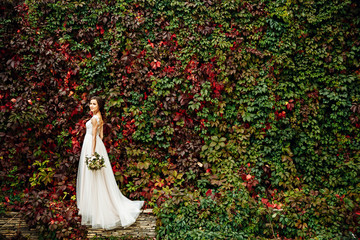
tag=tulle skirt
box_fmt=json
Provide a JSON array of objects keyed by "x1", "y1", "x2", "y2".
[{"x1": 76, "y1": 134, "x2": 144, "y2": 229}]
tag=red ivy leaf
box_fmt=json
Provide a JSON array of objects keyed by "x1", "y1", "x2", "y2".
[
  {"x1": 206, "y1": 189, "x2": 212, "y2": 197},
  {"x1": 151, "y1": 59, "x2": 161, "y2": 69}
]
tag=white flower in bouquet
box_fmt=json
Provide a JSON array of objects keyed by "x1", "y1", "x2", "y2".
[{"x1": 85, "y1": 152, "x2": 105, "y2": 170}]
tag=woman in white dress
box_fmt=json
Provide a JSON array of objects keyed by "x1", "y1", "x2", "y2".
[{"x1": 76, "y1": 96, "x2": 144, "y2": 229}]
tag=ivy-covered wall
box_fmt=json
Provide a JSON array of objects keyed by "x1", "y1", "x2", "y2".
[{"x1": 1, "y1": 0, "x2": 359, "y2": 239}]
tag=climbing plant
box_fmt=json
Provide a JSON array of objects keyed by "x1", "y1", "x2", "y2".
[{"x1": 1, "y1": 0, "x2": 359, "y2": 239}]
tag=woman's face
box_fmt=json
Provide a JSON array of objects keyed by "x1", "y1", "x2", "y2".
[{"x1": 89, "y1": 99, "x2": 99, "y2": 113}]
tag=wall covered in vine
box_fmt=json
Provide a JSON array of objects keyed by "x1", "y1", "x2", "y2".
[{"x1": 1, "y1": 0, "x2": 359, "y2": 239}]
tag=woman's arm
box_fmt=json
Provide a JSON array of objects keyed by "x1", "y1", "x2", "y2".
[
  {"x1": 100, "y1": 124, "x2": 104, "y2": 140},
  {"x1": 91, "y1": 118, "x2": 98, "y2": 155}
]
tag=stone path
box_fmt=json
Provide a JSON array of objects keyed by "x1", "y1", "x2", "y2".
[
  {"x1": 0, "y1": 209, "x2": 156, "y2": 239},
  {"x1": 87, "y1": 209, "x2": 156, "y2": 239},
  {"x1": 0, "y1": 211, "x2": 39, "y2": 240}
]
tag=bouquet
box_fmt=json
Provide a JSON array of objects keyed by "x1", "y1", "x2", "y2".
[{"x1": 85, "y1": 152, "x2": 105, "y2": 170}]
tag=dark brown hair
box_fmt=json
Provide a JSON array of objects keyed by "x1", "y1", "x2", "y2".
[{"x1": 90, "y1": 96, "x2": 106, "y2": 124}]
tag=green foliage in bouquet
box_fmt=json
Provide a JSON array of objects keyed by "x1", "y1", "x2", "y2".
[{"x1": 85, "y1": 152, "x2": 106, "y2": 171}]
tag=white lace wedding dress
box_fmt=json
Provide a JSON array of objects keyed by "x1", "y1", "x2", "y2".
[{"x1": 76, "y1": 115, "x2": 144, "y2": 229}]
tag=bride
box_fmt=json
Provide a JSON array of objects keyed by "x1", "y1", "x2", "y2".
[{"x1": 76, "y1": 96, "x2": 144, "y2": 229}]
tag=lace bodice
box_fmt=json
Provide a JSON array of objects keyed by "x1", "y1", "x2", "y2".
[{"x1": 85, "y1": 115, "x2": 100, "y2": 136}]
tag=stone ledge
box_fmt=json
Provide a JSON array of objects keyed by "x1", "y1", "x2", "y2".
[
  {"x1": 0, "y1": 209, "x2": 156, "y2": 239},
  {"x1": 87, "y1": 208, "x2": 156, "y2": 239},
  {"x1": 0, "y1": 212, "x2": 39, "y2": 240}
]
